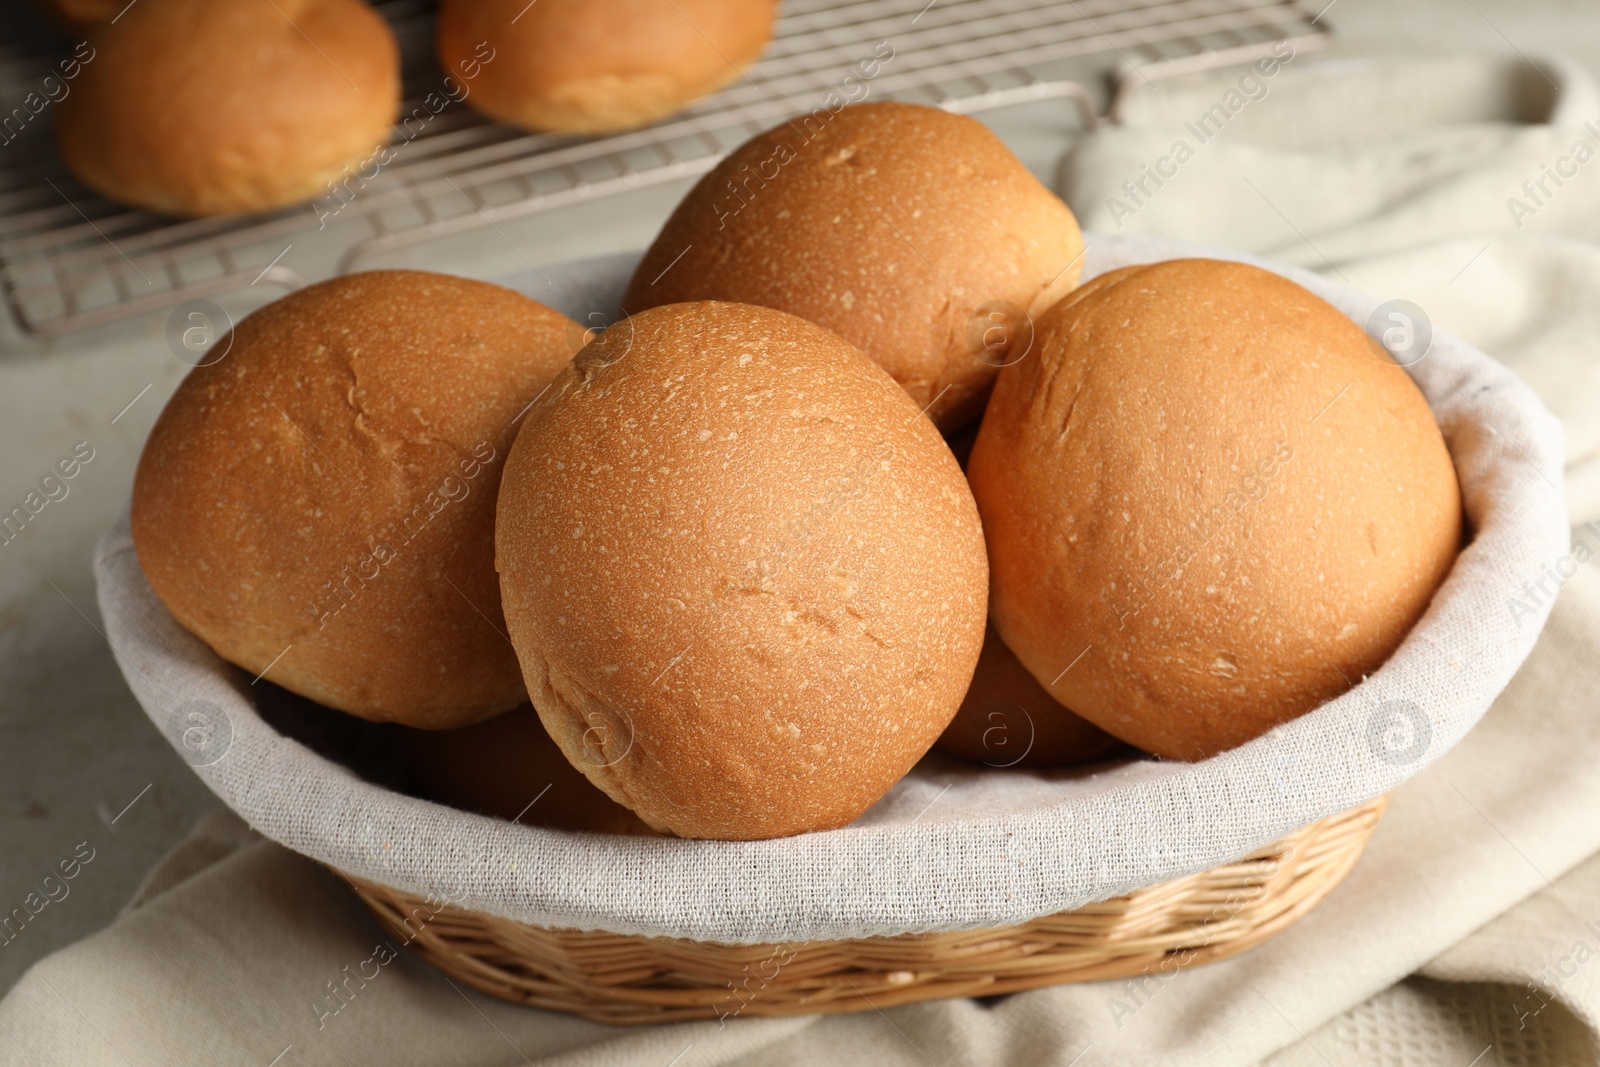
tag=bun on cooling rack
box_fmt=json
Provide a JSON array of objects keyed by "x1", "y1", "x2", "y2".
[
  {"x1": 623, "y1": 101, "x2": 1085, "y2": 431},
  {"x1": 495, "y1": 301, "x2": 988, "y2": 839},
  {"x1": 132, "y1": 271, "x2": 580, "y2": 729},
  {"x1": 968, "y1": 259, "x2": 1462, "y2": 761},
  {"x1": 437, "y1": 0, "x2": 777, "y2": 134},
  {"x1": 56, "y1": 0, "x2": 399, "y2": 216}
]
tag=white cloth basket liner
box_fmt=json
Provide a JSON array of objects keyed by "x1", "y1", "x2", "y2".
[{"x1": 95, "y1": 234, "x2": 1570, "y2": 944}]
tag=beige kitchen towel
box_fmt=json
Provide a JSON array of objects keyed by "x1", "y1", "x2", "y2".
[
  {"x1": 1255, "y1": 852, "x2": 1600, "y2": 1066},
  {"x1": 5, "y1": 562, "x2": 1600, "y2": 1066}
]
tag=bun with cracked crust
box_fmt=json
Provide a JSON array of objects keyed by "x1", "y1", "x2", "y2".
[
  {"x1": 623, "y1": 101, "x2": 1085, "y2": 431},
  {"x1": 968, "y1": 258, "x2": 1461, "y2": 761},
  {"x1": 494, "y1": 300, "x2": 989, "y2": 839},
  {"x1": 131, "y1": 270, "x2": 580, "y2": 729}
]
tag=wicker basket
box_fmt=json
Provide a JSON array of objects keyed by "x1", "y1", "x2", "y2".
[
  {"x1": 94, "y1": 236, "x2": 1565, "y2": 1033},
  {"x1": 341, "y1": 795, "x2": 1386, "y2": 1024}
]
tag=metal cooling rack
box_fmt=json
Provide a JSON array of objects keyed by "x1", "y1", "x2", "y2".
[{"x1": 0, "y1": 0, "x2": 1328, "y2": 339}]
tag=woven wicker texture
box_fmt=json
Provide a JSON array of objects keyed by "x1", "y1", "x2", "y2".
[{"x1": 343, "y1": 796, "x2": 1386, "y2": 1024}]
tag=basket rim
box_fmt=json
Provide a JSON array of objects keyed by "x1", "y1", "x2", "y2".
[{"x1": 93, "y1": 234, "x2": 1569, "y2": 945}]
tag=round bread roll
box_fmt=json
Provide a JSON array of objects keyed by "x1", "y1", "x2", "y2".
[
  {"x1": 437, "y1": 0, "x2": 776, "y2": 135},
  {"x1": 132, "y1": 270, "x2": 580, "y2": 729},
  {"x1": 969, "y1": 259, "x2": 1462, "y2": 761},
  {"x1": 399, "y1": 705, "x2": 655, "y2": 835},
  {"x1": 56, "y1": 0, "x2": 398, "y2": 216},
  {"x1": 496, "y1": 301, "x2": 989, "y2": 839},
  {"x1": 936, "y1": 623, "x2": 1121, "y2": 768},
  {"x1": 623, "y1": 102, "x2": 1085, "y2": 431}
]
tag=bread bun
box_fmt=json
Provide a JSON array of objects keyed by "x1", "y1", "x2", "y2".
[
  {"x1": 437, "y1": 0, "x2": 776, "y2": 134},
  {"x1": 495, "y1": 301, "x2": 988, "y2": 839},
  {"x1": 623, "y1": 102, "x2": 1085, "y2": 431},
  {"x1": 399, "y1": 705, "x2": 654, "y2": 835},
  {"x1": 56, "y1": 0, "x2": 398, "y2": 216},
  {"x1": 936, "y1": 623, "x2": 1120, "y2": 768},
  {"x1": 132, "y1": 271, "x2": 579, "y2": 729},
  {"x1": 969, "y1": 259, "x2": 1461, "y2": 760}
]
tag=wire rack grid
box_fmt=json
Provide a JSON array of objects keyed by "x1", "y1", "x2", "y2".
[{"x1": 0, "y1": 0, "x2": 1329, "y2": 339}]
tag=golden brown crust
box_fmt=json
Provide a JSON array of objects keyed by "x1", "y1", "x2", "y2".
[
  {"x1": 56, "y1": 0, "x2": 398, "y2": 216},
  {"x1": 968, "y1": 259, "x2": 1463, "y2": 761},
  {"x1": 623, "y1": 102, "x2": 1085, "y2": 431},
  {"x1": 936, "y1": 622, "x2": 1121, "y2": 768},
  {"x1": 495, "y1": 301, "x2": 988, "y2": 839},
  {"x1": 131, "y1": 270, "x2": 580, "y2": 728},
  {"x1": 399, "y1": 705, "x2": 656, "y2": 835},
  {"x1": 437, "y1": 0, "x2": 776, "y2": 134}
]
